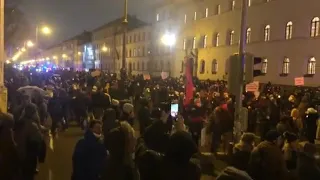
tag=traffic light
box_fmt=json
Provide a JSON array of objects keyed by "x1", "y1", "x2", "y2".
[{"x1": 245, "y1": 53, "x2": 263, "y2": 83}]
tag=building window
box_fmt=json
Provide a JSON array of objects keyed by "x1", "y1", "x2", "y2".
[
  {"x1": 200, "y1": 60, "x2": 205, "y2": 74},
  {"x1": 261, "y1": 59, "x2": 268, "y2": 74},
  {"x1": 194, "y1": 11, "x2": 197, "y2": 20},
  {"x1": 231, "y1": 0, "x2": 236, "y2": 10},
  {"x1": 192, "y1": 37, "x2": 196, "y2": 49},
  {"x1": 229, "y1": 30, "x2": 235, "y2": 45},
  {"x1": 183, "y1": 38, "x2": 186, "y2": 50},
  {"x1": 142, "y1": 46, "x2": 145, "y2": 56},
  {"x1": 142, "y1": 61, "x2": 145, "y2": 71},
  {"x1": 248, "y1": 0, "x2": 252, "y2": 7},
  {"x1": 307, "y1": 57, "x2": 316, "y2": 75},
  {"x1": 180, "y1": 61, "x2": 184, "y2": 73},
  {"x1": 137, "y1": 47, "x2": 141, "y2": 56},
  {"x1": 246, "y1": 28, "x2": 251, "y2": 43},
  {"x1": 311, "y1": 17, "x2": 320, "y2": 37},
  {"x1": 156, "y1": 13, "x2": 160, "y2": 21},
  {"x1": 282, "y1": 57, "x2": 290, "y2": 74},
  {"x1": 129, "y1": 49, "x2": 132, "y2": 57},
  {"x1": 216, "y1": 5, "x2": 221, "y2": 15},
  {"x1": 142, "y1": 32, "x2": 146, "y2": 41},
  {"x1": 133, "y1": 48, "x2": 137, "y2": 56},
  {"x1": 285, "y1": 21, "x2": 293, "y2": 40},
  {"x1": 205, "y1": 8, "x2": 209, "y2": 18},
  {"x1": 264, "y1": 25, "x2": 271, "y2": 41},
  {"x1": 203, "y1": 35, "x2": 207, "y2": 48},
  {"x1": 137, "y1": 61, "x2": 140, "y2": 70},
  {"x1": 212, "y1": 59, "x2": 218, "y2": 74},
  {"x1": 184, "y1": 14, "x2": 187, "y2": 23},
  {"x1": 214, "y1": 33, "x2": 220, "y2": 47}
]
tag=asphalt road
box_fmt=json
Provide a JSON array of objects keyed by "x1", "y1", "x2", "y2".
[{"x1": 35, "y1": 125, "x2": 216, "y2": 180}]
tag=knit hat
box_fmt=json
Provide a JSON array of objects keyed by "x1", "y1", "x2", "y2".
[{"x1": 123, "y1": 103, "x2": 134, "y2": 114}]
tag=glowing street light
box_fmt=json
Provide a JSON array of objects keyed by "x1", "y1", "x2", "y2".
[
  {"x1": 26, "y1": 40, "x2": 34, "y2": 47},
  {"x1": 161, "y1": 33, "x2": 176, "y2": 46},
  {"x1": 77, "y1": 51, "x2": 82, "y2": 55},
  {"x1": 41, "y1": 26, "x2": 52, "y2": 35},
  {"x1": 46, "y1": 57, "x2": 50, "y2": 60},
  {"x1": 62, "y1": 54, "x2": 67, "y2": 58},
  {"x1": 53, "y1": 56, "x2": 57, "y2": 59},
  {"x1": 101, "y1": 46, "x2": 108, "y2": 52},
  {"x1": 21, "y1": 47, "x2": 26, "y2": 52}
]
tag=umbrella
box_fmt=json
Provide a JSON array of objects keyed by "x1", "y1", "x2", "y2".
[{"x1": 17, "y1": 86, "x2": 47, "y2": 97}]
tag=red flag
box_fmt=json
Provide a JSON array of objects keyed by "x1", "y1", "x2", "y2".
[{"x1": 184, "y1": 57, "x2": 194, "y2": 105}]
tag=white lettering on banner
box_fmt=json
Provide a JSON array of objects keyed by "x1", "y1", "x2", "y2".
[
  {"x1": 245, "y1": 81, "x2": 259, "y2": 92},
  {"x1": 294, "y1": 77, "x2": 304, "y2": 86}
]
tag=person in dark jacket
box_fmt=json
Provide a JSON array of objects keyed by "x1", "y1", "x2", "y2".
[
  {"x1": 136, "y1": 131, "x2": 201, "y2": 180},
  {"x1": 48, "y1": 91, "x2": 64, "y2": 137},
  {"x1": 232, "y1": 133, "x2": 256, "y2": 172},
  {"x1": 72, "y1": 120, "x2": 106, "y2": 180},
  {"x1": 144, "y1": 104, "x2": 172, "y2": 153},
  {"x1": 102, "y1": 121, "x2": 138, "y2": 180},
  {"x1": 138, "y1": 98, "x2": 151, "y2": 135}
]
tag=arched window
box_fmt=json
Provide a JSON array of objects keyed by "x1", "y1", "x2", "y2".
[
  {"x1": 246, "y1": 28, "x2": 251, "y2": 43},
  {"x1": 261, "y1": 59, "x2": 268, "y2": 74},
  {"x1": 203, "y1": 35, "x2": 207, "y2": 48},
  {"x1": 199, "y1": 60, "x2": 205, "y2": 74},
  {"x1": 264, "y1": 25, "x2": 271, "y2": 41},
  {"x1": 311, "y1": 17, "x2": 320, "y2": 37},
  {"x1": 133, "y1": 62, "x2": 136, "y2": 70},
  {"x1": 229, "y1": 30, "x2": 235, "y2": 45},
  {"x1": 192, "y1": 37, "x2": 196, "y2": 49},
  {"x1": 212, "y1": 59, "x2": 218, "y2": 74},
  {"x1": 307, "y1": 57, "x2": 316, "y2": 75},
  {"x1": 141, "y1": 61, "x2": 145, "y2": 71},
  {"x1": 285, "y1": 21, "x2": 293, "y2": 40},
  {"x1": 214, "y1": 33, "x2": 220, "y2": 47},
  {"x1": 282, "y1": 57, "x2": 290, "y2": 74}
]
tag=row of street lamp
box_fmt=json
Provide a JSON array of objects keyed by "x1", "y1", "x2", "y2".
[{"x1": 7, "y1": 25, "x2": 52, "y2": 63}]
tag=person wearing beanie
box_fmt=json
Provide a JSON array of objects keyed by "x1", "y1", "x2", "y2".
[
  {"x1": 120, "y1": 103, "x2": 135, "y2": 126},
  {"x1": 282, "y1": 132, "x2": 300, "y2": 170}
]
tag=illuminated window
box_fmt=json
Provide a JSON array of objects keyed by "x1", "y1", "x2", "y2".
[
  {"x1": 285, "y1": 21, "x2": 293, "y2": 40},
  {"x1": 282, "y1": 57, "x2": 290, "y2": 74},
  {"x1": 307, "y1": 57, "x2": 316, "y2": 75},
  {"x1": 261, "y1": 59, "x2": 268, "y2": 74},
  {"x1": 248, "y1": 0, "x2": 252, "y2": 7},
  {"x1": 231, "y1": 0, "x2": 236, "y2": 10},
  {"x1": 194, "y1": 11, "x2": 197, "y2": 20},
  {"x1": 184, "y1": 14, "x2": 187, "y2": 23},
  {"x1": 246, "y1": 28, "x2": 251, "y2": 43},
  {"x1": 212, "y1": 59, "x2": 218, "y2": 74},
  {"x1": 264, "y1": 25, "x2": 271, "y2": 41},
  {"x1": 203, "y1": 35, "x2": 207, "y2": 48},
  {"x1": 214, "y1": 33, "x2": 220, "y2": 47},
  {"x1": 311, "y1": 17, "x2": 320, "y2": 37},
  {"x1": 192, "y1": 37, "x2": 196, "y2": 49},
  {"x1": 200, "y1": 60, "x2": 205, "y2": 74},
  {"x1": 205, "y1": 8, "x2": 209, "y2": 18},
  {"x1": 229, "y1": 30, "x2": 235, "y2": 45},
  {"x1": 156, "y1": 13, "x2": 160, "y2": 21},
  {"x1": 216, "y1": 5, "x2": 221, "y2": 15},
  {"x1": 183, "y1": 38, "x2": 186, "y2": 50}
]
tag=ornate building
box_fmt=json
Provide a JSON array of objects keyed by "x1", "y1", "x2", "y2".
[{"x1": 152, "y1": 0, "x2": 320, "y2": 86}]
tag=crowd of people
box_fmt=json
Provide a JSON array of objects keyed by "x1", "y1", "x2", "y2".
[{"x1": 0, "y1": 67, "x2": 320, "y2": 180}]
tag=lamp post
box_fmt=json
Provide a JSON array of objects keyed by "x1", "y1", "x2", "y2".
[
  {"x1": 35, "y1": 25, "x2": 51, "y2": 45},
  {"x1": 120, "y1": 0, "x2": 128, "y2": 80}
]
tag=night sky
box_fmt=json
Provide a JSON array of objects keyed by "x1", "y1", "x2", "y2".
[{"x1": 19, "y1": 0, "x2": 159, "y2": 45}]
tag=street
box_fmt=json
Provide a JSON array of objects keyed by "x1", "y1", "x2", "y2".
[{"x1": 35, "y1": 124, "x2": 216, "y2": 180}]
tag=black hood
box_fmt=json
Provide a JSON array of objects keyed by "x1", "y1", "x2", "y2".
[{"x1": 165, "y1": 131, "x2": 198, "y2": 164}]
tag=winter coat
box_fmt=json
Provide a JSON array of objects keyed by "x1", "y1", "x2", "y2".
[{"x1": 72, "y1": 131, "x2": 107, "y2": 180}]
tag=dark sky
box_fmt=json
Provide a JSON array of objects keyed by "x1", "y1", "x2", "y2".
[{"x1": 19, "y1": 0, "x2": 159, "y2": 45}]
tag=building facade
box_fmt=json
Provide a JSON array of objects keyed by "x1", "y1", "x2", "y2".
[
  {"x1": 152, "y1": 0, "x2": 320, "y2": 86},
  {"x1": 90, "y1": 15, "x2": 150, "y2": 75},
  {"x1": 40, "y1": 31, "x2": 91, "y2": 70}
]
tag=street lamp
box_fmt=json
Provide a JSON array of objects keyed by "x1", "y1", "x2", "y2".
[
  {"x1": 21, "y1": 47, "x2": 26, "y2": 52},
  {"x1": 77, "y1": 52, "x2": 82, "y2": 55},
  {"x1": 161, "y1": 33, "x2": 176, "y2": 46},
  {"x1": 53, "y1": 56, "x2": 57, "y2": 59},
  {"x1": 101, "y1": 46, "x2": 108, "y2": 52},
  {"x1": 26, "y1": 40, "x2": 34, "y2": 47},
  {"x1": 62, "y1": 54, "x2": 67, "y2": 58},
  {"x1": 41, "y1": 26, "x2": 51, "y2": 35}
]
